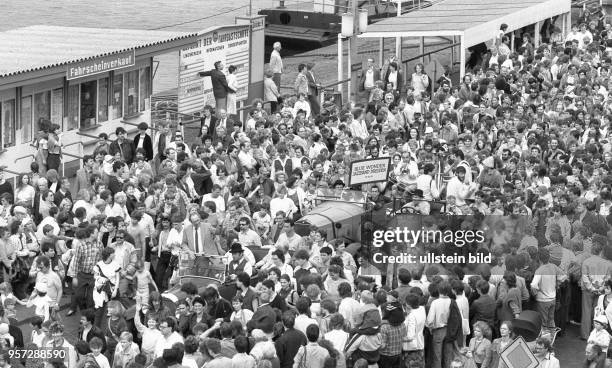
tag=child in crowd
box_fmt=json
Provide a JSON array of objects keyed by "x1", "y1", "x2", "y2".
[
  {"x1": 0, "y1": 282, "x2": 26, "y2": 306},
  {"x1": 30, "y1": 316, "x2": 45, "y2": 347},
  {"x1": 26, "y1": 282, "x2": 51, "y2": 321},
  {"x1": 134, "y1": 259, "x2": 156, "y2": 305},
  {"x1": 89, "y1": 337, "x2": 111, "y2": 368}
]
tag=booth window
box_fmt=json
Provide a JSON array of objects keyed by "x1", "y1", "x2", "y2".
[
  {"x1": 124, "y1": 70, "x2": 139, "y2": 116},
  {"x1": 51, "y1": 88, "x2": 63, "y2": 129},
  {"x1": 98, "y1": 77, "x2": 109, "y2": 123},
  {"x1": 139, "y1": 66, "x2": 151, "y2": 112},
  {"x1": 34, "y1": 91, "x2": 51, "y2": 132},
  {"x1": 67, "y1": 85, "x2": 79, "y2": 131},
  {"x1": 80, "y1": 81, "x2": 97, "y2": 128},
  {"x1": 20, "y1": 96, "x2": 32, "y2": 143},
  {"x1": 1, "y1": 100, "x2": 15, "y2": 149},
  {"x1": 111, "y1": 73, "x2": 123, "y2": 120}
]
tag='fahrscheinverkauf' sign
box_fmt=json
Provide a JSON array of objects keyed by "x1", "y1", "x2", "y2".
[{"x1": 67, "y1": 50, "x2": 135, "y2": 80}]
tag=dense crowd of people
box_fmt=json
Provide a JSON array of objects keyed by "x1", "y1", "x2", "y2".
[{"x1": 2, "y1": 5, "x2": 612, "y2": 368}]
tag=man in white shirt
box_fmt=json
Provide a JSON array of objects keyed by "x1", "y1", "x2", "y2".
[
  {"x1": 154, "y1": 317, "x2": 184, "y2": 358},
  {"x1": 269, "y1": 42, "x2": 283, "y2": 90},
  {"x1": 237, "y1": 217, "x2": 263, "y2": 248},
  {"x1": 446, "y1": 165, "x2": 477, "y2": 207},
  {"x1": 238, "y1": 141, "x2": 256, "y2": 170},
  {"x1": 295, "y1": 297, "x2": 318, "y2": 336},
  {"x1": 269, "y1": 187, "x2": 298, "y2": 219},
  {"x1": 338, "y1": 282, "x2": 361, "y2": 328},
  {"x1": 202, "y1": 185, "x2": 226, "y2": 218},
  {"x1": 274, "y1": 219, "x2": 302, "y2": 252}
]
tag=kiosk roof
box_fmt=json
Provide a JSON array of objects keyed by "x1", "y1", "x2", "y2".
[
  {"x1": 360, "y1": 0, "x2": 570, "y2": 48},
  {"x1": 0, "y1": 25, "x2": 197, "y2": 77}
]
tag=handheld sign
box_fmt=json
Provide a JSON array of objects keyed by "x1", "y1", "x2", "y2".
[
  {"x1": 500, "y1": 336, "x2": 539, "y2": 368},
  {"x1": 348, "y1": 157, "x2": 391, "y2": 186}
]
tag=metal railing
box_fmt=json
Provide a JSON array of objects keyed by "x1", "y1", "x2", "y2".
[{"x1": 14, "y1": 154, "x2": 34, "y2": 164}]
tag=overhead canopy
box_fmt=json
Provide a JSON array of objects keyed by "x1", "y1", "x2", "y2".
[{"x1": 359, "y1": 0, "x2": 571, "y2": 49}]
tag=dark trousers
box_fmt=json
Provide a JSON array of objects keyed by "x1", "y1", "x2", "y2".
[
  {"x1": 379, "y1": 354, "x2": 401, "y2": 367},
  {"x1": 155, "y1": 251, "x2": 172, "y2": 291},
  {"x1": 555, "y1": 282, "x2": 570, "y2": 333},
  {"x1": 70, "y1": 272, "x2": 95, "y2": 311},
  {"x1": 308, "y1": 94, "x2": 320, "y2": 116},
  {"x1": 569, "y1": 279, "x2": 582, "y2": 323}
]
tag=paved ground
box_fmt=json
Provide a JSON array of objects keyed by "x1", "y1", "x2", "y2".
[{"x1": 12, "y1": 291, "x2": 587, "y2": 366}]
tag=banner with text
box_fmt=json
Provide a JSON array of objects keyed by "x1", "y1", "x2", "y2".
[
  {"x1": 349, "y1": 157, "x2": 391, "y2": 186},
  {"x1": 178, "y1": 25, "x2": 250, "y2": 114}
]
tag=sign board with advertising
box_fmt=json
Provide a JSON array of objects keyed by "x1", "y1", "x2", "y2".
[
  {"x1": 67, "y1": 50, "x2": 135, "y2": 80},
  {"x1": 178, "y1": 25, "x2": 250, "y2": 114},
  {"x1": 500, "y1": 336, "x2": 539, "y2": 368},
  {"x1": 348, "y1": 157, "x2": 391, "y2": 186}
]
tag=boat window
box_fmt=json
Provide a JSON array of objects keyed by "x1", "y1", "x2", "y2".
[
  {"x1": 1, "y1": 99, "x2": 15, "y2": 149},
  {"x1": 80, "y1": 80, "x2": 97, "y2": 129},
  {"x1": 20, "y1": 96, "x2": 32, "y2": 143},
  {"x1": 98, "y1": 77, "x2": 109, "y2": 123}
]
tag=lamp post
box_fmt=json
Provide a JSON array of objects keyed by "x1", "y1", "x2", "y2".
[{"x1": 341, "y1": 1, "x2": 368, "y2": 103}]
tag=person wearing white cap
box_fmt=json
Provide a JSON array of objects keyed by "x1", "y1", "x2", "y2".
[
  {"x1": 476, "y1": 156, "x2": 504, "y2": 190},
  {"x1": 25, "y1": 281, "x2": 52, "y2": 321},
  {"x1": 588, "y1": 314, "x2": 611, "y2": 353}
]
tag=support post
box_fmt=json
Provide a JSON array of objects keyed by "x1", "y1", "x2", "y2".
[
  {"x1": 511, "y1": 32, "x2": 515, "y2": 51},
  {"x1": 534, "y1": 21, "x2": 541, "y2": 47},
  {"x1": 338, "y1": 33, "x2": 344, "y2": 99},
  {"x1": 562, "y1": 13, "x2": 567, "y2": 39},
  {"x1": 450, "y1": 36, "x2": 455, "y2": 73},
  {"x1": 347, "y1": 38, "x2": 352, "y2": 97},
  {"x1": 420, "y1": 37, "x2": 425, "y2": 64},
  {"x1": 379, "y1": 38, "x2": 384, "y2": 68},
  {"x1": 395, "y1": 0, "x2": 401, "y2": 59},
  {"x1": 567, "y1": 12, "x2": 572, "y2": 36},
  {"x1": 460, "y1": 34, "x2": 466, "y2": 81},
  {"x1": 349, "y1": 0, "x2": 359, "y2": 102}
]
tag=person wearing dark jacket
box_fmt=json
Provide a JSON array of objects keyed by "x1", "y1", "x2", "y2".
[
  {"x1": 109, "y1": 127, "x2": 135, "y2": 165},
  {"x1": 275, "y1": 311, "x2": 307, "y2": 368},
  {"x1": 246, "y1": 290, "x2": 277, "y2": 335},
  {"x1": 469, "y1": 279, "x2": 497, "y2": 333},
  {"x1": 198, "y1": 61, "x2": 230, "y2": 113},
  {"x1": 132, "y1": 122, "x2": 154, "y2": 161},
  {"x1": 78, "y1": 309, "x2": 107, "y2": 353}
]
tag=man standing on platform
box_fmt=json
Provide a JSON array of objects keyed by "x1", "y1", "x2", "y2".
[
  {"x1": 270, "y1": 42, "x2": 283, "y2": 91},
  {"x1": 198, "y1": 61, "x2": 230, "y2": 113},
  {"x1": 306, "y1": 62, "x2": 320, "y2": 116}
]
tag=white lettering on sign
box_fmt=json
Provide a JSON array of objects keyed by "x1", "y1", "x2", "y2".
[{"x1": 67, "y1": 50, "x2": 135, "y2": 80}]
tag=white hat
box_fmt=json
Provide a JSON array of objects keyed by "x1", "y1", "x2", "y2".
[
  {"x1": 594, "y1": 314, "x2": 608, "y2": 326},
  {"x1": 35, "y1": 282, "x2": 47, "y2": 294},
  {"x1": 483, "y1": 157, "x2": 495, "y2": 169},
  {"x1": 13, "y1": 206, "x2": 27, "y2": 215},
  {"x1": 425, "y1": 126, "x2": 434, "y2": 134}
]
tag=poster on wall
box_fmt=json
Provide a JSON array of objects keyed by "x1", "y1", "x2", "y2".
[{"x1": 178, "y1": 25, "x2": 250, "y2": 115}]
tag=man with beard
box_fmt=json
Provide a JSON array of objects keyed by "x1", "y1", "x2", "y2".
[{"x1": 446, "y1": 165, "x2": 478, "y2": 208}]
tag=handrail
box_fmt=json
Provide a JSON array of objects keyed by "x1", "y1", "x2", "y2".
[
  {"x1": 121, "y1": 120, "x2": 160, "y2": 131},
  {"x1": 76, "y1": 132, "x2": 99, "y2": 140},
  {"x1": 157, "y1": 109, "x2": 201, "y2": 120},
  {"x1": 401, "y1": 42, "x2": 461, "y2": 65},
  {"x1": 321, "y1": 78, "x2": 351, "y2": 90},
  {"x1": 14, "y1": 154, "x2": 35, "y2": 164},
  {"x1": 62, "y1": 152, "x2": 83, "y2": 160},
  {"x1": 0, "y1": 166, "x2": 20, "y2": 176},
  {"x1": 63, "y1": 141, "x2": 82, "y2": 149}
]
